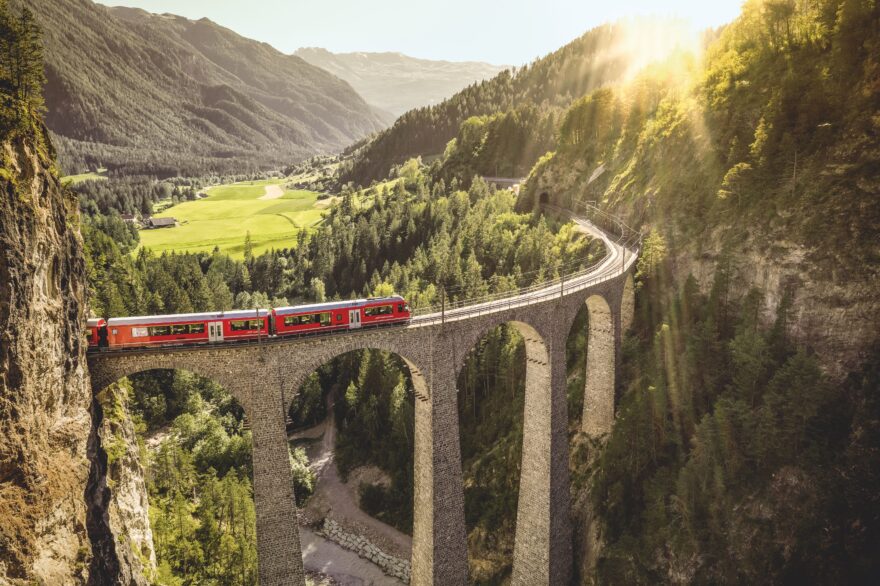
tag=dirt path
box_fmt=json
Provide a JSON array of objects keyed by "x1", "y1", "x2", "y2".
[
  {"x1": 294, "y1": 396, "x2": 413, "y2": 560},
  {"x1": 258, "y1": 184, "x2": 284, "y2": 200},
  {"x1": 300, "y1": 527, "x2": 401, "y2": 585}
]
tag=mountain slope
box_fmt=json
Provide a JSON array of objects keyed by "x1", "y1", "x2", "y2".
[
  {"x1": 338, "y1": 19, "x2": 698, "y2": 186},
  {"x1": 509, "y1": 1, "x2": 880, "y2": 582},
  {"x1": 33, "y1": 0, "x2": 388, "y2": 176},
  {"x1": 521, "y1": 0, "x2": 879, "y2": 375},
  {"x1": 295, "y1": 47, "x2": 507, "y2": 117}
]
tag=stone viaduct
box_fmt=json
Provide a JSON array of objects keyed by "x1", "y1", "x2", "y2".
[{"x1": 87, "y1": 210, "x2": 639, "y2": 586}]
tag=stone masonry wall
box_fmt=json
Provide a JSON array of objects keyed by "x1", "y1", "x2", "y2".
[{"x1": 319, "y1": 518, "x2": 411, "y2": 583}]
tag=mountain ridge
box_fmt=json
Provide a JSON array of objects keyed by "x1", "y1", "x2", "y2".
[
  {"x1": 295, "y1": 46, "x2": 507, "y2": 117},
  {"x1": 33, "y1": 0, "x2": 389, "y2": 177},
  {"x1": 337, "y1": 19, "x2": 698, "y2": 186}
]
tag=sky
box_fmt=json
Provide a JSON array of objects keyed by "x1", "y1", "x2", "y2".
[{"x1": 95, "y1": 0, "x2": 744, "y2": 65}]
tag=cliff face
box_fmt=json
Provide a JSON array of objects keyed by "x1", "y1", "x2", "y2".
[
  {"x1": 528, "y1": 161, "x2": 879, "y2": 379},
  {"x1": 0, "y1": 122, "x2": 92, "y2": 583},
  {"x1": 93, "y1": 381, "x2": 156, "y2": 586},
  {"x1": 0, "y1": 119, "x2": 155, "y2": 585}
]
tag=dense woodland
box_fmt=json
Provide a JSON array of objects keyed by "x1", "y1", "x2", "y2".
[{"x1": 587, "y1": 240, "x2": 880, "y2": 584}]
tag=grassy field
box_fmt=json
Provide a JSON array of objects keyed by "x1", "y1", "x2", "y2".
[
  {"x1": 138, "y1": 179, "x2": 325, "y2": 258},
  {"x1": 63, "y1": 168, "x2": 108, "y2": 185}
]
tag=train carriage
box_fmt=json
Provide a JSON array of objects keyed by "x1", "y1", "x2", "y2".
[
  {"x1": 87, "y1": 295, "x2": 412, "y2": 350},
  {"x1": 101, "y1": 309, "x2": 270, "y2": 349},
  {"x1": 87, "y1": 318, "x2": 106, "y2": 348},
  {"x1": 273, "y1": 295, "x2": 411, "y2": 337}
]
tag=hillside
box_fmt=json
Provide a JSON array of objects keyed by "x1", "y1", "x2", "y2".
[
  {"x1": 507, "y1": 0, "x2": 880, "y2": 582},
  {"x1": 333, "y1": 0, "x2": 880, "y2": 581},
  {"x1": 32, "y1": 0, "x2": 389, "y2": 177},
  {"x1": 295, "y1": 47, "x2": 507, "y2": 117},
  {"x1": 338, "y1": 19, "x2": 700, "y2": 186},
  {"x1": 521, "y1": 0, "x2": 880, "y2": 376}
]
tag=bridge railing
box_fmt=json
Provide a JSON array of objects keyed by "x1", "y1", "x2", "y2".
[{"x1": 410, "y1": 203, "x2": 641, "y2": 324}]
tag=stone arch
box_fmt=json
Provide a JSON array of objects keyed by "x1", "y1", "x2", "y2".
[
  {"x1": 282, "y1": 345, "x2": 431, "y2": 417},
  {"x1": 89, "y1": 356, "x2": 254, "y2": 415},
  {"x1": 581, "y1": 294, "x2": 615, "y2": 436},
  {"x1": 539, "y1": 191, "x2": 550, "y2": 205},
  {"x1": 274, "y1": 333, "x2": 464, "y2": 585},
  {"x1": 86, "y1": 361, "x2": 263, "y2": 582},
  {"x1": 283, "y1": 345, "x2": 429, "y2": 566}
]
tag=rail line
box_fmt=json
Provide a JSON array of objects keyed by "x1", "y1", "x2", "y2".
[{"x1": 89, "y1": 203, "x2": 640, "y2": 357}]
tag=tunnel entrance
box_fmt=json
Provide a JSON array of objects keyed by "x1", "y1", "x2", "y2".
[{"x1": 539, "y1": 192, "x2": 550, "y2": 205}]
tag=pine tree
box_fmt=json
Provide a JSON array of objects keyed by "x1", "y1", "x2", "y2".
[
  {"x1": 0, "y1": 2, "x2": 44, "y2": 112},
  {"x1": 243, "y1": 231, "x2": 253, "y2": 263},
  {"x1": 17, "y1": 5, "x2": 43, "y2": 110}
]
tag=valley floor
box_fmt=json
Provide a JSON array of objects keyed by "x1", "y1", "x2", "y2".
[
  {"x1": 292, "y1": 397, "x2": 409, "y2": 584},
  {"x1": 301, "y1": 527, "x2": 398, "y2": 585}
]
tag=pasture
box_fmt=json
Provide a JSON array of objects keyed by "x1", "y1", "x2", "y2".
[
  {"x1": 138, "y1": 180, "x2": 325, "y2": 258},
  {"x1": 63, "y1": 168, "x2": 108, "y2": 185}
]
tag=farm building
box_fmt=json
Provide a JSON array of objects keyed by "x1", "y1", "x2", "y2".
[{"x1": 147, "y1": 217, "x2": 177, "y2": 229}]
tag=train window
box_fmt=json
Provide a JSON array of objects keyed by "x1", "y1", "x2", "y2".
[
  {"x1": 132, "y1": 327, "x2": 148, "y2": 338},
  {"x1": 397, "y1": 303, "x2": 405, "y2": 312},
  {"x1": 171, "y1": 324, "x2": 188, "y2": 335},
  {"x1": 190, "y1": 323, "x2": 205, "y2": 334},
  {"x1": 148, "y1": 325, "x2": 171, "y2": 336},
  {"x1": 230, "y1": 319, "x2": 261, "y2": 331},
  {"x1": 365, "y1": 305, "x2": 393, "y2": 316},
  {"x1": 285, "y1": 313, "x2": 330, "y2": 326},
  {"x1": 337, "y1": 314, "x2": 343, "y2": 321}
]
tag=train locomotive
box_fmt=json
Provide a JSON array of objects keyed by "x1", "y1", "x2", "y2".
[{"x1": 87, "y1": 295, "x2": 411, "y2": 350}]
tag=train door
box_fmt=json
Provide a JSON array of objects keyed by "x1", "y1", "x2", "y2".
[
  {"x1": 208, "y1": 321, "x2": 224, "y2": 342},
  {"x1": 348, "y1": 309, "x2": 362, "y2": 329}
]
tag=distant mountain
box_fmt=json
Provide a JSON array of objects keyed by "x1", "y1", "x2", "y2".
[
  {"x1": 295, "y1": 47, "x2": 507, "y2": 117},
  {"x1": 338, "y1": 20, "x2": 696, "y2": 186},
  {"x1": 33, "y1": 0, "x2": 389, "y2": 177}
]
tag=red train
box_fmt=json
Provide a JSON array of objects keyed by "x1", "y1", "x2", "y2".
[{"x1": 87, "y1": 296, "x2": 411, "y2": 350}]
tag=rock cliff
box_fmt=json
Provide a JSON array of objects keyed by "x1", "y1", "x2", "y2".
[
  {"x1": 0, "y1": 119, "x2": 92, "y2": 583},
  {"x1": 91, "y1": 381, "x2": 156, "y2": 586},
  {"x1": 0, "y1": 117, "x2": 154, "y2": 584}
]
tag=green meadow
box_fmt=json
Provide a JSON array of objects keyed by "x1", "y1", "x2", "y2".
[
  {"x1": 138, "y1": 180, "x2": 325, "y2": 258},
  {"x1": 63, "y1": 168, "x2": 108, "y2": 185}
]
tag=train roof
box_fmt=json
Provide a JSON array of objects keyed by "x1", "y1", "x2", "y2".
[
  {"x1": 273, "y1": 295, "x2": 405, "y2": 316},
  {"x1": 87, "y1": 318, "x2": 105, "y2": 327},
  {"x1": 107, "y1": 309, "x2": 270, "y2": 326}
]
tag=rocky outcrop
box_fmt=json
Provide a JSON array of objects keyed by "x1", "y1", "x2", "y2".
[
  {"x1": 525, "y1": 164, "x2": 880, "y2": 380},
  {"x1": 0, "y1": 117, "x2": 154, "y2": 585},
  {"x1": 92, "y1": 381, "x2": 157, "y2": 586},
  {"x1": 0, "y1": 120, "x2": 92, "y2": 583},
  {"x1": 668, "y1": 231, "x2": 879, "y2": 380}
]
